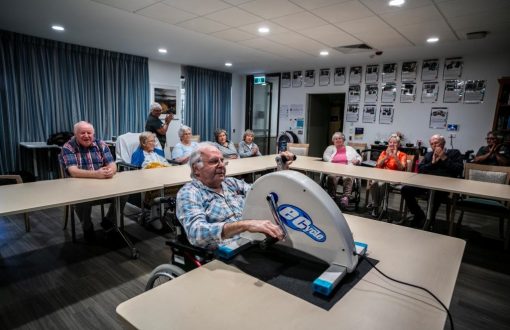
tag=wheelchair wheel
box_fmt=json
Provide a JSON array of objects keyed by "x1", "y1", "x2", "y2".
[{"x1": 145, "y1": 263, "x2": 186, "y2": 291}]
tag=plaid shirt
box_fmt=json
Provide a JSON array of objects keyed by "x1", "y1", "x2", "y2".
[
  {"x1": 61, "y1": 137, "x2": 114, "y2": 173},
  {"x1": 176, "y1": 177, "x2": 251, "y2": 249}
]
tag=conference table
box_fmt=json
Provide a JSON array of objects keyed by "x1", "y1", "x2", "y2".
[{"x1": 116, "y1": 214, "x2": 466, "y2": 330}]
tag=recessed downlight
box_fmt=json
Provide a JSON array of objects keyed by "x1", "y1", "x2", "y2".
[
  {"x1": 51, "y1": 25, "x2": 65, "y2": 32},
  {"x1": 158, "y1": 48, "x2": 167, "y2": 54},
  {"x1": 320, "y1": 50, "x2": 329, "y2": 56},
  {"x1": 258, "y1": 27, "x2": 270, "y2": 34},
  {"x1": 427, "y1": 37, "x2": 439, "y2": 43},
  {"x1": 225, "y1": 62, "x2": 233, "y2": 67},
  {"x1": 388, "y1": 0, "x2": 405, "y2": 6}
]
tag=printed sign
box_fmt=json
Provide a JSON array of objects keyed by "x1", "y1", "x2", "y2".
[{"x1": 277, "y1": 204, "x2": 326, "y2": 242}]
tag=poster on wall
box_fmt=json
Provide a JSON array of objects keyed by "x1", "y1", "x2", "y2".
[
  {"x1": 429, "y1": 107, "x2": 448, "y2": 129},
  {"x1": 292, "y1": 71, "x2": 302, "y2": 88},
  {"x1": 443, "y1": 80, "x2": 464, "y2": 103},
  {"x1": 334, "y1": 67, "x2": 346, "y2": 85},
  {"x1": 363, "y1": 105, "x2": 377, "y2": 123},
  {"x1": 422, "y1": 59, "x2": 439, "y2": 81},
  {"x1": 379, "y1": 105, "x2": 394, "y2": 124},
  {"x1": 464, "y1": 80, "x2": 486, "y2": 103},
  {"x1": 354, "y1": 127, "x2": 364, "y2": 140},
  {"x1": 421, "y1": 82, "x2": 439, "y2": 103},
  {"x1": 382, "y1": 63, "x2": 397, "y2": 82},
  {"x1": 304, "y1": 69, "x2": 315, "y2": 87},
  {"x1": 381, "y1": 82, "x2": 397, "y2": 103},
  {"x1": 319, "y1": 68, "x2": 330, "y2": 86},
  {"x1": 443, "y1": 57, "x2": 463, "y2": 80},
  {"x1": 365, "y1": 84, "x2": 378, "y2": 103},
  {"x1": 279, "y1": 104, "x2": 289, "y2": 121},
  {"x1": 281, "y1": 72, "x2": 291, "y2": 88},
  {"x1": 401, "y1": 61, "x2": 418, "y2": 82},
  {"x1": 400, "y1": 83, "x2": 417, "y2": 103},
  {"x1": 365, "y1": 65, "x2": 379, "y2": 83},
  {"x1": 346, "y1": 104, "x2": 360, "y2": 122},
  {"x1": 348, "y1": 85, "x2": 361, "y2": 103},
  {"x1": 349, "y1": 66, "x2": 362, "y2": 84}
]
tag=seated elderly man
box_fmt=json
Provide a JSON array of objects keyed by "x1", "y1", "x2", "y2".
[
  {"x1": 401, "y1": 134, "x2": 463, "y2": 229},
  {"x1": 176, "y1": 143, "x2": 293, "y2": 249},
  {"x1": 61, "y1": 121, "x2": 117, "y2": 241},
  {"x1": 131, "y1": 131, "x2": 171, "y2": 168}
]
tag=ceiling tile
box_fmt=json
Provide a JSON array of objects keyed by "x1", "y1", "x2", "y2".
[
  {"x1": 437, "y1": 0, "x2": 510, "y2": 18},
  {"x1": 267, "y1": 31, "x2": 327, "y2": 55},
  {"x1": 335, "y1": 16, "x2": 392, "y2": 34},
  {"x1": 91, "y1": 0, "x2": 160, "y2": 13},
  {"x1": 312, "y1": 1, "x2": 374, "y2": 23},
  {"x1": 238, "y1": 21, "x2": 290, "y2": 35},
  {"x1": 397, "y1": 20, "x2": 458, "y2": 45},
  {"x1": 137, "y1": 3, "x2": 197, "y2": 24},
  {"x1": 162, "y1": 0, "x2": 231, "y2": 16},
  {"x1": 211, "y1": 28, "x2": 256, "y2": 42},
  {"x1": 222, "y1": 0, "x2": 253, "y2": 5},
  {"x1": 352, "y1": 28, "x2": 412, "y2": 49},
  {"x1": 177, "y1": 17, "x2": 230, "y2": 34},
  {"x1": 360, "y1": 0, "x2": 433, "y2": 14},
  {"x1": 300, "y1": 24, "x2": 361, "y2": 47},
  {"x1": 271, "y1": 11, "x2": 328, "y2": 30},
  {"x1": 288, "y1": 0, "x2": 350, "y2": 11},
  {"x1": 205, "y1": 7, "x2": 262, "y2": 27},
  {"x1": 239, "y1": 37, "x2": 306, "y2": 58},
  {"x1": 239, "y1": 0, "x2": 303, "y2": 19},
  {"x1": 381, "y1": 5, "x2": 443, "y2": 27},
  {"x1": 447, "y1": 11, "x2": 510, "y2": 39}
]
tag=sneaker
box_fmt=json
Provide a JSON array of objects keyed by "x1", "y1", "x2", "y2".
[{"x1": 340, "y1": 196, "x2": 349, "y2": 209}]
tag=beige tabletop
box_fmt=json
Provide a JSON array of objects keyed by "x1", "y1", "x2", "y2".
[
  {"x1": 0, "y1": 169, "x2": 163, "y2": 216},
  {"x1": 116, "y1": 214, "x2": 465, "y2": 330},
  {"x1": 291, "y1": 156, "x2": 417, "y2": 184}
]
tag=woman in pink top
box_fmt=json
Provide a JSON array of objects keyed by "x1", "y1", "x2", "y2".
[{"x1": 323, "y1": 132, "x2": 362, "y2": 209}]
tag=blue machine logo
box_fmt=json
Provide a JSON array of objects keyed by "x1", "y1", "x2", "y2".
[{"x1": 277, "y1": 204, "x2": 326, "y2": 242}]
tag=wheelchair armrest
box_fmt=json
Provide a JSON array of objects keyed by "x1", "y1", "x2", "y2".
[
  {"x1": 166, "y1": 159, "x2": 182, "y2": 166},
  {"x1": 117, "y1": 161, "x2": 141, "y2": 171},
  {"x1": 165, "y1": 238, "x2": 215, "y2": 259}
]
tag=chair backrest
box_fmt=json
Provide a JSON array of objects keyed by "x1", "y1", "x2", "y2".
[
  {"x1": 115, "y1": 132, "x2": 162, "y2": 164},
  {"x1": 464, "y1": 163, "x2": 510, "y2": 184},
  {"x1": 347, "y1": 142, "x2": 367, "y2": 154},
  {"x1": 190, "y1": 135, "x2": 200, "y2": 142},
  {"x1": 405, "y1": 154, "x2": 415, "y2": 172},
  {"x1": 287, "y1": 143, "x2": 309, "y2": 156}
]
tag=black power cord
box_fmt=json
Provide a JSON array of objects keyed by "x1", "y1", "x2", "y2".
[{"x1": 358, "y1": 254, "x2": 454, "y2": 330}]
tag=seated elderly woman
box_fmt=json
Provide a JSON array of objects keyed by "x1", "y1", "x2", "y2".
[
  {"x1": 369, "y1": 134, "x2": 407, "y2": 217},
  {"x1": 172, "y1": 125, "x2": 198, "y2": 164},
  {"x1": 213, "y1": 128, "x2": 239, "y2": 159},
  {"x1": 238, "y1": 129, "x2": 262, "y2": 158},
  {"x1": 323, "y1": 132, "x2": 362, "y2": 209},
  {"x1": 131, "y1": 131, "x2": 171, "y2": 168}
]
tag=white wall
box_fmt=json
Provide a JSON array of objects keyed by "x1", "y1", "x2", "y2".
[
  {"x1": 231, "y1": 73, "x2": 244, "y2": 143},
  {"x1": 277, "y1": 52, "x2": 510, "y2": 152}
]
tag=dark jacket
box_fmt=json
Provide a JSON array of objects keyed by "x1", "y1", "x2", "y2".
[{"x1": 418, "y1": 149, "x2": 463, "y2": 178}]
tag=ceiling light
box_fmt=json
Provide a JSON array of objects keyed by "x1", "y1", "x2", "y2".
[
  {"x1": 426, "y1": 37, "x2": 439, "y2": 43},
  {"x1": 388, "y1": 0, "x2": 405, "y2": 6},
  {"x1": 51, "y1": 25, "x2": 65, "y2": 32},
  {"x1": 320, "y1": 50, "x2": 329, "y2": 56},
  {"x1": 158, "y1": 48, "x2": 167, "y2": 54},
  {"x1": 258, "y1": 27, "x2": 270, "y2": 34},
  {"x1": 225, "y1": 62, "x2": 232, "y2": 67}
]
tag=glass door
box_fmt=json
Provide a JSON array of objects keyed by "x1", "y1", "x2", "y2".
[{"x1": 251, "y1": 82, "x2": 272, "y2": 154}]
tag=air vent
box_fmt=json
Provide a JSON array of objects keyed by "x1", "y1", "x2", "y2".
[
  {"x1": 333, "y1": 43, "x2": 373, "y2": 54},
  {"x1": 466, "y1": 31, "x2": 488, "y2": 40}
]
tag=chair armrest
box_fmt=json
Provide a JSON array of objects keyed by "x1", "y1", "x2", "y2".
[
  {"x1": 166, "y1": 159, "x2": 181, "y2": 166},
  {"x1": 117, "y1": 161, "x2": 141, "y2": 171}
]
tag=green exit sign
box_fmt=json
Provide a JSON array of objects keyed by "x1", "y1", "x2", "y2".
[{"x1": 254, "y1": 76, "x2": 266, "y2": 85}]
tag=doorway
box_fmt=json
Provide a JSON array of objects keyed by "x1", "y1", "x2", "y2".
[{"x1": 307, "y1": 93, "x2": 345, "y2": 157}]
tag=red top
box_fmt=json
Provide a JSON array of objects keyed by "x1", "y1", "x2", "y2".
[{"x1": 376, "y1": 151, "x2": 407, "y2": 170}]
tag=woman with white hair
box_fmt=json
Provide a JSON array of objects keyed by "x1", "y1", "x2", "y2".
[
  {"x1": 172, "y1": 125, "x2": 198, "y2": 164},
  {"x1": 131, "y1": 131, "x2": 171, "y2": 168},
  {"x1": 238, "y1": 129, "x2": 262, "y2": 158},
  {"x1": 213, "y1": 128, "x2": 239, "y2": 159},
  {"x1": 369, "y1": 134, "x2": 407, "y2": 217},
  {"x1": 323, "y1": 132, "x2": 362, "y2": 209}
]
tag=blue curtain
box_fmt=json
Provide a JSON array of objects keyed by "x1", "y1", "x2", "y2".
[
  {"x1": 184, "y1": 66, "x2": 232, "y2": 142},
  {"x1": 0, "y1": 30, "x2": 149, "y2": 174}
]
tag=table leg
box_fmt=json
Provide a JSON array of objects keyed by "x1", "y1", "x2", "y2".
[
  {"x1": 32, "y1": 149, "x2": 39, "y2": 179},
  {"x1": 423, "y1": 190, "x2": 435, "y2": 230},
  {"x1": 114, "y1": 196, "x2": 138, "y2": 259}
]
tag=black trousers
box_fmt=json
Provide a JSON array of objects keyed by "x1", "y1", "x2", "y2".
[{"x1": 401, "y1": 185, "x2": 448, "y2": 221}]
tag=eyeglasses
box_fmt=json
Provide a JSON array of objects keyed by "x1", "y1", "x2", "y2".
[
  {"x1": 486, "y1": 137, "x2": 496, "y2": 140},
  {"x1": 207, "y1": 157, "x2": 228, "y2": 167}
]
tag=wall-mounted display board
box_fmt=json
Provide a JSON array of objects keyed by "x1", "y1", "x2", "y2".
[
  {"x1": 443, "y1": 57, "x2": 463, "y2": 80},
  {"x1": 382, "y1": 63, "x2": 397, "y2": 82},
  {"x1": 319, "y1": 68, "x2": 330, "y2": 86},
  {"x1": 379, "y1": 105, "x2": 394, "y2": 124},
  {"x1": 430, "y1": 107, "x2": 448, "y2": 128},
  {"x1": 401, "y1": 61, "x2": 418, "y2": 82},
  {"x1": 346, "y1": 104, "x2": 360, "y2": 122},
  {"x1": 422, "y1": 59, "x2": 439, "y2": 81},
  {"x1": 348, "y1": 85, "x2": 361, "y2": 103},
  {"x1": 304, "y1": 70, "x2": 315, "y2": 87},
  {"x1": 464, "y1": 80, "x2": 486, "y2": 103},
  {"x1": 365, "y1": 65, "x2": 379, "y2": 83},
  {"x1": 365, "y1": 84, "x2": 378, "y2": 103},
  {"x1": 292, "y1": 71, "x2": 302, "y2": 88},
  {"x1": 443, "y1": 80, "x2": 464, "y2": 103},
  {"x1": 363, "y1": 104, "x2": 377, "y2": 123},
  {"x1": 282, "y1": 72, "x2": 291, "y2": 88},
  {"x1": 334, "y1": 67, "x2": 346, "y2": 85},
  {"x1": 421, "y1": 81, "x2": 439, "y2": 103},
  {"x1": 349, "y1": 66, "x2": 362, "y2": 84},
  {"x1": 400, "y1": 83, "x2": 417, "y2": 103},
  {"x1": 381, "y1": 82, "x2": 397, "y2": 103}
]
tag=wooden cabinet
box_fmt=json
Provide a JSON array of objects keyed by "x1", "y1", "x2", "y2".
[{"x1": 493, "y1": 77, "x2": 510, "y2": 142}]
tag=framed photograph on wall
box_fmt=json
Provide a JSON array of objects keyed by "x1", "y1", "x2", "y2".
[
  {"x1": 304, "y1": 69, "x2": 315, "y2": 87},
  {"x1": 281, "y1": 72, "x2": 291, "y2": 88},
  {"x1": 382, "y1": 63, "x2": 397, "y2": 82},
  {"x1": 401, "y1": 61, "x2": 418, "y2": 82},
  {"x1": 400, "y1": 83, "x2": 416, "y2": 103},
  {"x1": 379, "y1": 105, "x2": 394, "y2": 124},
  {"x1": 429, "y1": 107, "x2": 448, "y2": 128},
  {"x1": 464, "y1": 80, "x2": 486, "y2": 103},
  {"x1": 443, "y1": 57, "x2": 463, "y2": 80},
  {"x1": 319, "y1": 68, "x2": 330, "y2": 86},
  {"x1": 349, "y1": 66, "x2": 362, "y2": 84},
  {"x1": 444, "y1": 80, "x2": 464, "y2": 103},
  {"x1": 365, "y1": 84, "x2": 378, "y2": 103},
  {"x1": 348, "y1": 85, "x2": 361, "y2": 103},
  {"x1": 365, "y1": 65, "x2": 379, "y2": 83},
  {"x1": 292, "y1": 71, "x2": 302, "y2": 88},
  {"x1": 381, "y1": 82, "x2": 397, "y2": 103},
  {"x1": 421, "y1": 82, "x2": 439, "y2": 103},
  {"x1": 346, "y1": 104, "x2": 360, "y2": 122},
  {"x1": 363, "y1": 105, "x2": 377, "y2": 123},
  {"x1": 422, "y1": 59, "x2": 439, "y2": 81},
  {"x1": 334, "y1": 67, "x2": 346, "y2": 85}
]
